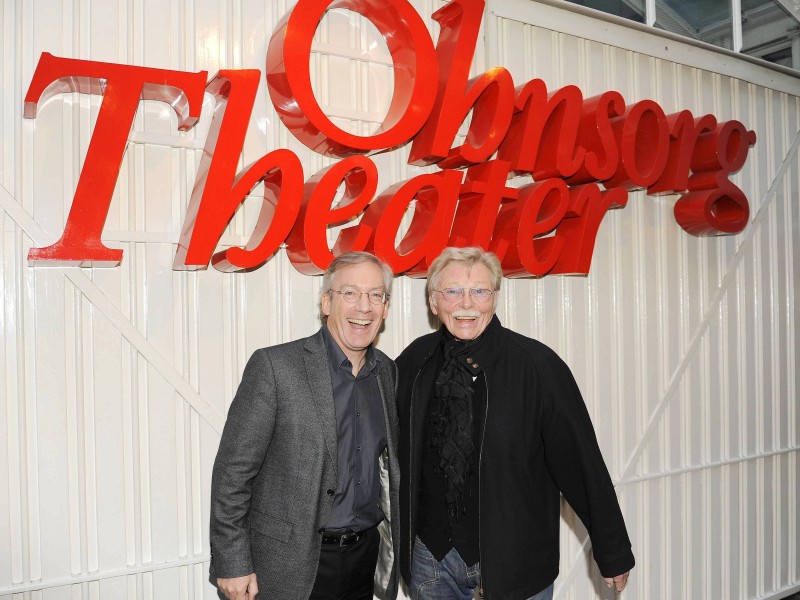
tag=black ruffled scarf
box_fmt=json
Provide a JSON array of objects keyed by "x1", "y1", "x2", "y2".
[{"x1": 427, "y1": 327, "x2": 485, "y2": 524}]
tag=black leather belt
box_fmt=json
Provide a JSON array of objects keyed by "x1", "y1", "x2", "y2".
[{"x1": 321, "y1": 524, "x2": 379, "y2": 546}]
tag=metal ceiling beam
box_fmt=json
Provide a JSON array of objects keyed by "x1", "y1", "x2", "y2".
[{"x1": 775, "y1": 0, "x2": 800, "y2": 24}]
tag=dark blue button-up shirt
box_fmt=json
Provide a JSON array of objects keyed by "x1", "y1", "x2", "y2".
[{"x1": 322, "y1": 326, "x2": 387, "y2": 532}]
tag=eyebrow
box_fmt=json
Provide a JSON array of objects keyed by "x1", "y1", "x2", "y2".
[{"x1": 338, "y1": 284, "x2": 386, "y2": 290}]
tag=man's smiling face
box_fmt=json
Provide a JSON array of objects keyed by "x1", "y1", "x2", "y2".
[
  {"x1": 429, "y1": 262, "x2": 495, "y2": 341},
  {"x1": 322, "y1": 261, "x2": 389, "y2": 364}
]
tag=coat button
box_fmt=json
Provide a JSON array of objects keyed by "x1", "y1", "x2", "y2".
[
  {"x1": 327, "y1": 489, "x2": 335, "y2": 496},
  {"x1": 318, "y1": 528, "x2": 324, "y2": 534},
  {"x1": 466, "y1": 357, "x2": 473, "y2": 364},
  {"x1": 472, "y1": 363, "x2": 479, "y2": 369}
]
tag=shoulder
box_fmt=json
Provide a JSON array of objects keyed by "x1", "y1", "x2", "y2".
[
  {"x1": 396, "y1": 331, "x2": 440, "y2": 370},
  {"x1": 259, "y1": 330, "x2": 322, "y2": 356},
  {"x1": 245, "y1": 331, "x2": 323, "y2": 371},
  {"x1": 374, "y1": 346, "x2": 394, "y2": 365},
  {"x1": 494, "y1": 325, "x2": 571, "y2": 375},
  {"x1": 374, "y1": 347, "x2": 397, "y2": 378}
]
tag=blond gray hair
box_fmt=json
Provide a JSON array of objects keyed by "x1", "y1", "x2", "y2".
[{"x1": 427, "y1": 247, "x2": 502, "y2": 300}]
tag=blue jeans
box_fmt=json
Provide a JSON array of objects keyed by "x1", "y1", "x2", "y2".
[{"x1": 410, "y1": 537, "x2": 554, "y2": 600}]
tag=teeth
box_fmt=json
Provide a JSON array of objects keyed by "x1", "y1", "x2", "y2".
[{"x1": 348, "y1": 319, "x2": 372, "y2": 326}]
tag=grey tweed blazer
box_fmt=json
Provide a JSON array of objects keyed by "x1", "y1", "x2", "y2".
[{"x1": 209, "y1": 329, "x2": 400, "y2": 600}]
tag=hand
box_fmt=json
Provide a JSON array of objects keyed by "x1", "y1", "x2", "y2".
[
  {"x1": 603, "y1": 571, "x2": 629, "y2": 593},
  {"x1": 217, "y1": 573, "x2": 258, "y2": 600}
]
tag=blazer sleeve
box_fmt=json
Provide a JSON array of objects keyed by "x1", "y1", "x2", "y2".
[{"x1": 209, "y1": 349, "x2": 278, "y2": 579}]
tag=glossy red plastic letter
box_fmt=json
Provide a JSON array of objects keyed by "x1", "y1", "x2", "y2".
[{"x1": 25, "y1": 53, "x2": 206, "y2": 266}]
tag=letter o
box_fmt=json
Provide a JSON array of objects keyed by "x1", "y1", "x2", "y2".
[
  {"x1": 608, "y1": 100, "x2": 670, "y2": 190},
  {"x1": 266, "y1": 0, "x2": 438, "y2": 156}
]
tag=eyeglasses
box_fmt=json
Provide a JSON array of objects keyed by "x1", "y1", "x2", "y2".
[
  {"x1": 329, "y1": 288, "x2": 389, "y2": 305},
  {"x1": 436, "y1": 288, "x2": 494, "y2": 303}
]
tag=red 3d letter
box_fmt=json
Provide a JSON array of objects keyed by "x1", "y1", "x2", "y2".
[
  {"x1": 210, "y1": 148, "x2": 304, "y2": 272},
  {"x1": 25, "y1": 52, "x2": 207, "y2": 266},
  {"x1": 674, "y1": 120, "x2": 756, "y2": 235},
  {"x1": 449, "y1": 160, "x2": 519, "y2": 249},
  {"x1": 497, "y1": 80, "x2": 586, "y2": 180},
  {"x1": 363, "y1": 170, "x2": 463, "y2": 275},
  {"x1": 490, "y1": 178, "x2": 570, "y2": 277},
  {"x1": 550, "y1": 185, "x2": 628, "y2": 275},
  {"x1": 267, "y1": 0, "x2": 438, "y2": 156},
  {"x1": 175, "y1": 70, "x2": 302, "y2": 271},
  {"x1": 286, "y1": 156, "x2": 379, "y2": 274},
  {"x1": 408, "y1": 0, "x2": 515, "y2": 166},
  {"x1": 604, "y1": 99, "x2": 670, "y2": 190},
  {"x1": 647, "y1": 111, "x2": 717, "y2": 195},
  {"x1": 566, "y1": 90, "x2": 626, "y2": 185}
]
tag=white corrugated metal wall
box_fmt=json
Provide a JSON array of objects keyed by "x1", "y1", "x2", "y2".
[{"x1": 0, "y1": 0, "x2": 797, "y2": 599}]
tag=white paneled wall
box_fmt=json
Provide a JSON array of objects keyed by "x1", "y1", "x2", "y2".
[{"x1": 1, "y1": 0, "x2": 798, "y2": 599}]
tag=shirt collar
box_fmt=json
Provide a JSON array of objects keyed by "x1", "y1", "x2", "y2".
[{"x1": 321, "y1": 325, "x2": 380, "y2": 376}]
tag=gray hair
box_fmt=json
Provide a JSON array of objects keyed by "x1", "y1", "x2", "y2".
[
  {"x1": 320, "y1": 251, "x2": 394, "y2": 322},
  {"x1": 427, "y1": 247, "x2": 502, "y2": 304}
]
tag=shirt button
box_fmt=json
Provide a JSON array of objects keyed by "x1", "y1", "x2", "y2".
[
  {"x1": 357, "y1": 446, "x2": 361, "y2": 452},
  {"x1": 357, "y1": 412, "x2": 361, "y2": 417},
  {"x1": 357, "y1": 480, "x2": 362, "y2": 485}
]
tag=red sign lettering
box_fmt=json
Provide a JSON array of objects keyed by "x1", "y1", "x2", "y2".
[{"x1": 23, "y1": 0, "x2": 757, "y2": 277}]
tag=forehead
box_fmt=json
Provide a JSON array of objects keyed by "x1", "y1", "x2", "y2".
[
  {"x1": 438, "y1": 262, "x2": 492, "y2": 286},
  {"x1": 332, "y1": 261, "x2": 385, "y2": 288}
]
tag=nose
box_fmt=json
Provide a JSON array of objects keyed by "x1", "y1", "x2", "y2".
[
  {"x1": 356, "y1": 291, "x2": 372, "y2": 311},
  {"x1": 459, "y1": 290, "x2": 474, "y2": 308}
]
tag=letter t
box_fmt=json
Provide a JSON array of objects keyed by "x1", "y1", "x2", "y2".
[{"x1": 24, "y1": 52, "x2": 207, "y2": 266}]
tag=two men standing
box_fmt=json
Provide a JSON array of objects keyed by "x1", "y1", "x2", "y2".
[{"x1": 210, "y1": 248, "x2": 634, "y2": 600}]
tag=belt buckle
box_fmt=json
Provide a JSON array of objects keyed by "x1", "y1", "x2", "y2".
[{"x1": 339, "y1": 531, "x2": 359, "y2": 546}]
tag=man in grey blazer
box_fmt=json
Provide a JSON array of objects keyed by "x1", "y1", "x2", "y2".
[{"x1": 210, "y1": 251, "x2": 400, "y2": 600}]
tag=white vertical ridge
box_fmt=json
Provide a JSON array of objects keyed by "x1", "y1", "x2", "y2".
[
  {"x1": 66, "y1": 284, "x2": 82, "y2": 578},
  {"x1": 791, "y1": 452, "x2": 798, "y2": 586},
  {"x1": 135, "y1": 246, "x2": 152, "y2": 569},
  {"x1": 6, "y1": 224, "x2": 24, "y2": 586},
  {"x1": 190, "y1": 410, "x2": 203, "y2": 558},
  {"x1": 25, "y1": 268, "x2": 40, "y2": 585},
  {"x1": 176, "y1": 398, "x2": 188, "y2": 559},
  {"x1": 82, "y1": 291, "x2": 99, "y2": 576}
]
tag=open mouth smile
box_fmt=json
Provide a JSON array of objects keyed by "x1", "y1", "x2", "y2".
[
  {"x1": 453, "y1": 312, "x2": 480, "y2": 321},
  {"x1": 347, "y1": 318, "x2": 373, "y2": 327}
]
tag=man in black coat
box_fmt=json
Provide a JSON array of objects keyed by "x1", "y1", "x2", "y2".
[{"x1": 396, "y1": 246, "x2": 634, "y2": 600}]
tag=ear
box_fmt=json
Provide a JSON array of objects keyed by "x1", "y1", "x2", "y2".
[
  {"x1": 321, "y1": 291, "x2": 332, "y2": 317},
  {"x1": 381, "y1": 298, "x2": 389, "y2": 320},
  {"x1": 428, "y1": 295, "x2": 438, "y2": 316}
]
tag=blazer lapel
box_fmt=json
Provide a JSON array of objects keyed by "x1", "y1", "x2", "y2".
[{"x1": 303, "y1": 330, "x2": 338, "y2": 473}]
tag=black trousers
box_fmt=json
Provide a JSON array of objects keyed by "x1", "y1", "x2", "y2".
[{"x1": 308, "y1": 528, "x2": 380, "y2": 600}]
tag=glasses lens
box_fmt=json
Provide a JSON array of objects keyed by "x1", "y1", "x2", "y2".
[{"x1": 338, "y1": 288, "x2": 358, "y2": 302}]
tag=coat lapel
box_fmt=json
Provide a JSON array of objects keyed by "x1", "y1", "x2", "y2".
[{"x1": 303, "y1": 330, "x2": 338, "y2": 473}]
